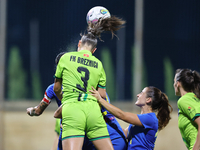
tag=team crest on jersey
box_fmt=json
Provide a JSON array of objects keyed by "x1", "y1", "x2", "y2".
[
  {"x1": 188, "y1": 106, "x2": 195, "y2": 114},
  {"x1": 83, "y1": 54, "x2": 89, "y2": 57}
]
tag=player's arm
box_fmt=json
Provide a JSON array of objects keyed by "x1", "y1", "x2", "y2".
[
  {"x1": 54, "y1": 105, "x2": 62, "y2": 119},
  {"x1": 193, "y1": 116, "x2": 200, "y2": 150},
  {"x1": 53, "y1": 78, "x2": 62, "y2": 101},
  {"x1": 90, "y1": 87, "x2": 142, "y2": 126},
  {"x1": 27, "y1": 94, "x2": 51, "y2": 116},
  {"x1": 97, "y1": 87, "x2": 106, "y2": 99}
]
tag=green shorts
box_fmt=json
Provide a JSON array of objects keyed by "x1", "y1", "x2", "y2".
[{"x1": 62, "y1": 100, "x2": 109, "y2": 141}]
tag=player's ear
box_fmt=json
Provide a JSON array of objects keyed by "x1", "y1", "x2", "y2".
[
  {"x1": 78, "y1": 40, "x2": 82, "y2": 48},
  {"x1": 92, "y1": 48, "x2": 97, "y2": 54},
  {"x1": 176, "y1": 81, "x2": 181, "y2": 88},
  {"x1": 146, "y1": 97, "x2": 152, "y2": 103}
]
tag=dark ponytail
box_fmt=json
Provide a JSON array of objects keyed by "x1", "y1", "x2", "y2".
[
  {"x1": 176, "y1": 69, "x2": 200, "y2": 99},
  {"x1": 193, "y1": 70, "x2": 200, "y2": 98},
  {"x1": 146, "y1": 86, "x2": 173, "y2": 131},
  {"x1": 81, "y1": 16, "x2": 126, "y2": 50},
  {"x1": 90, "y1": 16, "x2": 126, "y2": 39}
]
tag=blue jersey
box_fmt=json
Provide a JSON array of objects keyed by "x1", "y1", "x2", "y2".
[
  {"x1": 127, "y1": 113, "x2": 158, "y2": 150},
  {"x1": 45, "y1": 83, "x2": 61, "y2": 107}
]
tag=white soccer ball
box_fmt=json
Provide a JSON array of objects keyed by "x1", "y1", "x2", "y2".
[{"x1": 86, "y1": 6, "x2": 111, "y2": 24}]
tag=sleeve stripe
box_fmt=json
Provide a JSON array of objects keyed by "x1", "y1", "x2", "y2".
[
  {"x1": 54, "y1": 75, "x2": 62, "y2": 79},
  {"x1": 98, "y1": 85, "x2": 106, "y2": 89},
  {"x1": 42, "y1": 92, "x2": 51, "y2": 104},
  {"x1": 43, "y1": 98, "x2": 50, "y2": 104},
  {"x1": 192, "y1": 113, "x2": 200, "y2": 121}
]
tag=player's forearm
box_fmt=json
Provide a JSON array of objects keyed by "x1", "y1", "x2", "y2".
[
  {"x1": 54, "y1": 105, "x2": 62, "y2": 119},
  {"x1": 35, "y1": 101, "x2": 49, "y2": 115},
  {"x1": 27, "y1": 101, "x2": 49, "y2": 116},
  {"x1": 193, "y1": 131, "x2": 200, "y2": 150},
  {"x1": 193, "y1": 118, "x2": 200, "y2": 150}
]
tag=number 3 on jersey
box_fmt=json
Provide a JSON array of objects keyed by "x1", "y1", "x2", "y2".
[{"x1": 76, "y1": 67, "x2": 90, "y2": 92}]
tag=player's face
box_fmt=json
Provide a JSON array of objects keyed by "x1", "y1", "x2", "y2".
[
  {"x1": 135, "y1": 87, "x2": 148, "y2": 107},
  {"x1": 173, "y1": 74, "x2": 181, "y2": 96}
]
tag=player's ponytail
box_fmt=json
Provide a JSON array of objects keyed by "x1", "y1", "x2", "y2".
[
  {"x1": 89, "y1": 16, "x2": 126, "y2": 40},
  {"x1": 191, "y1": 70, "x2": 200, "y2": 99},
  {"x1": 146, "y1": 86, "x2": 173, "y2": 131},
  {"x1": 80, "y1": 16, "x2": 126, "y2": 51}
]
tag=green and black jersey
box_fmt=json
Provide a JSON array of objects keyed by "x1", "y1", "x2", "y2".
[{"x1": 55, "y1": 50, "x2": 106, "y2": 103}]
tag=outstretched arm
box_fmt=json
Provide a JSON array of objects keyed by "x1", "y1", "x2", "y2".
[
  {"x1": 89, "y1": 87, "x2": 142, "y2": 126},
  {"x1": 27, "y1": 94, "x2": 51, "y2": 116}
]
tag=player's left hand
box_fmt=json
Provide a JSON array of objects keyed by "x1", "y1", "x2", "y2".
[
  {"x1": 27, "y1": 106, "x2": 37, "y2": 116},
  {"x1": 89, "y1": 86, "x2": 102, "y2": 102}
]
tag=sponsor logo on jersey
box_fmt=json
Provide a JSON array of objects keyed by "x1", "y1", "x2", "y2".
[{"x1": 188, "y1": 106, "x2": 191, "y2": 111}]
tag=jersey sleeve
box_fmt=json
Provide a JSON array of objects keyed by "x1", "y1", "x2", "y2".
[
  {"x1": 178, "y1": 97, "x2": 200, "y2": 121},
  {"x1": 137, "y1": 113, "x2": 156, "y2": 129},
  {"x1": 54, "y1": 54, "x2": 65, "y2": 79},
  {"x1": 97, "y1": 66, "x2": 106, "y2": 89},
  {"x1": 45, "y1": 84, "x2": 55, "y2": 99}
]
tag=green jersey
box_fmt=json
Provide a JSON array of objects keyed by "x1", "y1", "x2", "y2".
[
  {"x1": 178, "y1": 92, "x2": 200, "y2": 150},
  {"x1": 55, "y1": 50, "x2": 106, "y2": 103}
]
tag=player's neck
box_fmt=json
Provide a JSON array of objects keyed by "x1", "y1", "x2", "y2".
[
  {"x1": 140, "y1": 106, "x2": 152, "y2": 114},
  {"x1": 78, "y1": 45, "x2": 92, "y2": 52}
]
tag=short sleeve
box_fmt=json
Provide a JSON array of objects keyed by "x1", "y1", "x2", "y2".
[
  {"x1": 137, "y1": 113, "x2": 157, "y2": 129},
  {"x1": 45, "y1": 84, "x2": 55, "y2": 99},
  {"x1": 97, "y1": 66, "x2": 106, "y2": 89}
]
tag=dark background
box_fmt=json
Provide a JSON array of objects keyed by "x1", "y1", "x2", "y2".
[{"x1": 5, "y1": 0, "x2": 200, "y2": 100}]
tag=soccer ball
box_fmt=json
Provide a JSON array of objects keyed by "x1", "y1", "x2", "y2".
[{"x1": 86, "y1": 6, "x2": 111, "y2": 24}]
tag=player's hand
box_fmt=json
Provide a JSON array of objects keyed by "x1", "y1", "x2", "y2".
[
  {"x1": 27, "y1": 107, "x2": 37, "y2": 116},
  {"x1": 89, "y1": 87, "x2": 102, "y2": 102}
]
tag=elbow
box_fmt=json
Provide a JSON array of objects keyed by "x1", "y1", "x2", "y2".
[
  {"x1": 54, "y1": 112, "x2": 62, "y2": 119},
  {"x1": 54, "y1": 109, "x2": 62, "y2": 119},
  {"x1": 54, "y1": 111, "x2": 58, "y2": 118}
]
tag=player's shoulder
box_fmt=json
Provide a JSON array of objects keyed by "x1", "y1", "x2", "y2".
[
  {"x1": 59, "y1": 51, "x2": 76, "y2": 58},
  {"x1": 46, "y1": 83, "x2": 54, "y2": 91},
  {"x1": 91, "y1": 55, "x2": 103, "y2": 66},
  {"x1": 179, "y1": 93, "x2": 194, "y2": 102}
]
